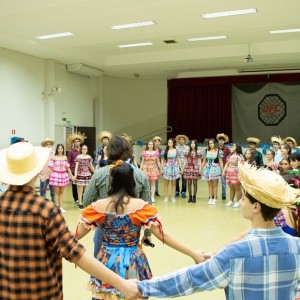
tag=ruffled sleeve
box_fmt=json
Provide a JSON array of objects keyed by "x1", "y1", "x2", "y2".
[
  {"x1": 80, "y1": 204, "x2": 106, "y2": 227},
  {"x1": 130, "y1": 204, "x2": 163, "y2": 239},
  {"x1": 65, "y1": 159, "x2": 70, "y2": 169},
  {"x1": 48, "y1": 159, "x2": 54, "y2": 169}
]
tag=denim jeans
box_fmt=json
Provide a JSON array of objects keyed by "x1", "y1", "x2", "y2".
[
  {"x1": 155, "y1": 180, "x2": 159, "y2": 193},
  {"x1": 40, "y1": 179, "x2": 54, "y2": 202},
  {"x1": 221, "y1": 176, "x2": 227, "y2": 197},
  {"x1": 176, "y1": 175, "x2": 186, "y2": 193}
]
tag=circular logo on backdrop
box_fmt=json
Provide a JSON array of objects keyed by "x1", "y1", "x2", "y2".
[{"x1": 258, "y1": 94, "x2": 286, "y2": 126}]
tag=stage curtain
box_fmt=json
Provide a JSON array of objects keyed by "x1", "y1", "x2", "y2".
[{"x1": 168, "y1": 84, "x2": 232, "y2": 143}]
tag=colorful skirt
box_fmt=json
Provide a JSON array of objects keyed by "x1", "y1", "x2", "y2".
[
  {"x1": 225, "y1": 168, "x2": 240, "y2": 185},
  {"x1": 201, "y1": 163, "x2": 222, "y2": 181},
  {"x1": 163, "y1": 160, "x2": 181, "y2": 180},
  {"x1": 49, "y1": 171, "x2": 69, "y2": 187}
]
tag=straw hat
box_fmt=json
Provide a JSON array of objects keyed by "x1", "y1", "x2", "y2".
[
  {"x1": 247, "y1": 137, "x2": 260, "y2": 145},
  {"x1": 0, "y1": 143, "x2": 51, "y2": 186},
  {"x1": 122, "y1": 133, "x2": 132, "y2": 141},
  {"x1": 175, "y1": 134, "x2": 189, "y2": 144},
  {"x1": 41, "y1": 138, "x2": 55, "y2": 147},
  {"x1": 153, "y1": 136, "x2": 162, "y2": 142},
  {"x1": 239, "y1": 165, "x2": 300, "y2": 209},
  {"x1": 216, "y1": 133, "x2": 229, "y2": 143},
  {"x1": 284, "y1": 137, "x2": 297, "y2": 147},
  {"x1": 97, "y1": 131, "x2": 113, "y2": 142},
  {"x1": 271, "y1": 136, "x2": 283, "y2": 145},
  {"x1": 68, "y1": 131, "x2": 86, "y2": 144}
]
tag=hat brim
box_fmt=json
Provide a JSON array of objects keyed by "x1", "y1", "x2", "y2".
[
  {"x1": 41, "y1": 139, "x2": 55, "y2": 147},
  {"x1": 97, "y1": 131, "x2": 113, "y2": 141},
  {"x1": 0, "y1": 147, "x2": 50, "y2": 186},
  {"x1": 175, "y1": 135, "x2": 189, "y2": 144},
  {"x1": 216, "y1": 134, "x2": 229, "y2": 143},
  {"x1": 153, "y1": 136, "x2": 162, "y2": 142},
  {"x1": 247, "y1": 138, "x2": 260, "y2": 145}
]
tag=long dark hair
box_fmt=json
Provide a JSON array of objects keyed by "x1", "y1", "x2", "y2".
[
  {"x1": 107, "y1": 162, "x2": 136, "y2": 213},
  {"x1": 107, "y1": 136, "x2": 133, "y2": 164},
  {"x1": 164, "y1": 138, "x2": 175, "y2": 161},
  {"x1": 229, "y1": 144, "x2": 243, "y2": 157},
  {"x1": 145, "y1": 140, "x2": 156, "y2": 151},
  {"x1": 189, "y1": 139, "x2": 198, "y2": 155},
  {"x1": 55, "y1": 143, "x2": 65, "y2": 155},
  {"x1": 244, "y1": 149, "x2": 255, "y2": 164}
]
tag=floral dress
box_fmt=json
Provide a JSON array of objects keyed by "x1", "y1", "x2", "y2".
[
  {"x1": 141, "y1": 150, "x2": 160, "y2": 180},
  {"x1": 80, "y1": 203, "x2": 162, "y2": 300},
  {"x1": 162, "y1": 150, "x2": 181, "y2": 180},
  {"x1": 48, "y1": 158, "x2": 70, "y2": 187},
  {"x1": 75, "y1": 155, "x2": 93, "y2": 186},
  {"x1": 225, "y1": 154, "x2": 245, "y2": 185},
  {"x1": 183, "y1": 151, "x2": 201, "y2": 180},
  {"x1": 201, "y1": 150, "x2": 223, "y2": 181}
]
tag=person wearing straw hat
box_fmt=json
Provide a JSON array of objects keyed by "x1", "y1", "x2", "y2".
[
  {"x1": 175, "y1": 134, "x2": 189, "y2": 198},
  {"x1": 94, "y1": 130, "x2": 113, "y2": 167},
  {"x1": 67, "y1": 131, "x2": 86, "y2": 205},
  {"x1": 39, "y1": 138, "x2": 55, "y2": 202},
  {"x1": 153, "y1": 136, "x2": 164, "y2": 197},
  {"x1": 216, "y1": 133, "x2": 230, "y2": 200},
  {"x1": 246, "y1": 136, "x2": 264, "y2": 167},
  {"x1": 0, "y1": 142, "x2": 141, "y2": 300},
  {"x1": 271, "y1": 136, "x2": 283, "y2": 164},
  {"x1": 137, "y1": 166, "x2": 300, "y2": 299},
  {"x1": 284, "y1": 136, "x2": 299, "y2": 154}
]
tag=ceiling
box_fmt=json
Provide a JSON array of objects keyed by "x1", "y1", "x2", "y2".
[{"x1": 1, "y1": 0, "x2": 300, "y2": 79}]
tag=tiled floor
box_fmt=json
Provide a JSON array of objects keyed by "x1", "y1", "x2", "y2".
[{"x1": 59, "y1": 179, "x2": 248, "y2": 300}]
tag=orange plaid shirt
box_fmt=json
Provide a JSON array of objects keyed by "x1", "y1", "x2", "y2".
[{"x1": 0, "y1": 185, "x2": 85, "y2": 300}]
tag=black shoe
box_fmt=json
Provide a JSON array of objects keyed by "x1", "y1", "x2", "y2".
[
  {"x1": 181, "y1": 192, "x2": 186, "y2": 198},
  {"x1": 79, "y1": 204, "x2": 84, "y2": 209},
  {"x1": 188, "y1": 195, "x2": 193, "y2": 203},
  {"x1": 192, "y1": 195, "x2": 196, "y2": 203},
  {"x1": 222, "y1": 196, "x2": 226, "y2": 200},
  {"x1": 155, "y1": 192, "x2": 160, "y2": 197}
]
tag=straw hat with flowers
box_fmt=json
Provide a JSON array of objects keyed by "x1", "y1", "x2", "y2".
[
  {"x1": 271, "y1": 136, "x2": 283, "y2": 145},
  {"x1": 96, "y1": 131, "x2": 113, "y2": 142},
  {"x1": 68, "y1": 131, "x2": 86, "y2": 144}
]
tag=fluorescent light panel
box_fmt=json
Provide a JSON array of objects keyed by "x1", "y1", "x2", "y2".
[
  {"x1": 269, "y1": 28, "x2": 300, "y2": 34},
  {"x1": 188, "y1": 35, "x2": 228, "y2": 41},
  {"x1": 111, "y1": 21, "x2": 156, "y2": 30},
  {"x1": 36, "y1": 32, "x2": 74, "y2": 39},
  {"x1": 202, "y1": 8, "x2": 257, "y2": 19},
  {"x1": 118, "y1": 42, "x2": 153, "y2": 48}
]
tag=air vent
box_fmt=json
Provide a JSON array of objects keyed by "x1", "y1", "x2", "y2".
[{"x1": 164, "y1": 40, "x2": 177, "y2": 44}]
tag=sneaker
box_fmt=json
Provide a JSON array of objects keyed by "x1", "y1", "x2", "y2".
[
  {"x1": 155, "y1": 192, "x2": 160, "y2": 197},
  {"x1": 163, "y1": 197, "x2": 169, "y2": 203},
  {"x1": 208, "y1": 198, "x2": 213, "y2": 205},
  {"x1": 175, "y1": 191, "x2": 180, "y2": 197},
  {"x1": 171, "y1": 197, "x2": 176, "y2": 203},
  {"x1": 233, "y1": 202, "x2": 241, "y2": 208},
  {"x1": 60, "y1": 207, "x2": 66, "y2": 214},
  {"x1": 181, "y1": 192, "x2": 186, "y2": 198},
  {"x1": 222, "y1": 196, "x2": 226, "y2": 200},
  {"x1": 211, "y1": 199, "x2": 217, "y2": 205},
  {"x1": 79, "y1": 204, "x2": 84, "y2": 209},
  {"x1": 151, "y1": 196, "x2": 155, "y2": 203},
  {"x1": 226, "y1": 200, "x2": 233, "y2": 207}
]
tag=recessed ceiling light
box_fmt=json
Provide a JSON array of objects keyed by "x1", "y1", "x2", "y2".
[
  {"x1": 118, "y1": 42, "x2": 153, "y2": 48},
  {"x1": 202, "y1": 8, "x2": 257, "y2": 19},
  {"x1": 36, "y1": 32, "x2": 74, "y2": 39},
  {"x1": 269, "y1": 28, "x2": 300, "y2": 34},
  {"x1": 111, "y1": 21, "x2": 156, "y2": 30},
  {"x1": 187, "y1": 35, "x2": 228, "y2": 41}
]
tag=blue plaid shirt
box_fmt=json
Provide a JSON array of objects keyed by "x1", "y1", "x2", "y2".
[{"x1": 138, "y1": 228, "x2": 300, "y2": 300}]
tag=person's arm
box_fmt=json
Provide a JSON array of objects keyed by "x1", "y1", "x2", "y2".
[
  {"x1": 140, "y1": 156, "x2": 145, "y2": 170},
  {"x1": 177, "y1": 156, "x2": 183, "y2": 174},
  {"x1": 76, "y1": 222, "x2": 92, "y2": 240},
  {"x1": 40, "y1": 167, "x2": 51, "y2": 182},
  {"x1": 197, "y1": 156, "x2": 202, "y2": 174},
  {"x1": 74, "y1": 161, "x2": 79, "y2": 178},
  {"x1": 222, "y1": 162, "x2": 228, "y2": 176},
  {"x1": 150, "y1": 226, "x2": 206, "y2": 264},
  {"x1": 67, "y1": 167, "x2": 75, "y2": 181},
  {"x1": 219, "y1": 156, "x2": 224, "y2": 171},
  {"x1": 156, "y1": 157, "x2": 162, "y2": 174},
  {"x1": 75, "y1": 252, "x2": 141, "y2": 300},
  {"x1": 200, "y1": 157, "x2": 206, "y2": 172},
  {"x1": 89, "y1": 158, "x2": 95, "y2": 174}
]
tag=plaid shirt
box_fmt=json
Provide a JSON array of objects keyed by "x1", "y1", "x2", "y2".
[
  {"x1": 138, "y1": 228, "x2": 300, "y2": 300},
  {"x1": 0, "y1": 185, "x2": 85, "y2": 300},
  {"x1": 219, "y1": 145, "x2": 230, "y2": 164},
  {"x1": 83, "y1": 165, "x2": 151, "y2": 207}
]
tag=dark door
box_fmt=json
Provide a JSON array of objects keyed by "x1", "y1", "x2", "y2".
[{"x1": 75, "y1": 126, "x2": 96, "y2": 160}]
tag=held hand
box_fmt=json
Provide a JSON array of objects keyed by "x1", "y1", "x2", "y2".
[
  {"x1": 192, "y1": 250, "x2": 208, "y2": 264},
  {"x1": 121, "y1": 279, "x2": 141, "y2": 300},
  {"x1": 39, "y1": 175, "x2": 46, "y2": 182}
]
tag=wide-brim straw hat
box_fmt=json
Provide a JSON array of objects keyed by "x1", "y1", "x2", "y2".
[
  {"x1": 247, "y1": 137, "x2": 260, "y2": 145},
  {"x1": 284, "y1": 137, "x2": 297, "y2": 147},
  {"x1": 41, "y1": 138, "x2": 55, "y2": 147},
  {"x1": 153, "y1": 136, "x2": 162, "y2": 142},
  {"x1": 271, "y1": 136, "x2": 283, "y2": 145},
  {"x1": 68, "y1": 131, "x2": 86, "y2": 144},
  {"x1": 97, "y1": 131, "x2": 113, "y2": 142},
  {"x1": 122, "y1": 133, "x2": 132, "y2": 141},
  {"x1": 175, "y1": 134, "x2": 189, "y2": 144},
  {"x1": 239, "y1": 165, "x2": 300, "y2": 209},
  {"x1": 0, "y1": 143, "x2": 51, "y2": 186},
  {"x1": 216, "y1": 133, "x2": 229, "y2": 143}
]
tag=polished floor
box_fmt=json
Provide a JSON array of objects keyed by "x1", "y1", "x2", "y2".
[{"x1": 60, "y1": 179, "x2": 249, "y2": 300}]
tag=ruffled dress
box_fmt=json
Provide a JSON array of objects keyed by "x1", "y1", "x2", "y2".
[
  {"x1": 141, "y1": 150, "x2": 160, "y2": 180},
  {"x1": 183, "y1": 151, "x2": 201, "y2": 180},
  {"x1": 201, "y1": 150, "x2": 222, "y2": 181},
  {"x1": 162, "y1": 150, "x2": 181, "y2": 180},
  {"x1": 80, "y1": 203, "x2": 162, "y2": 300},
  {"x1": 225, "y1": 154, "x2": 245, "y2": 185},
  {"x1": 75, "y1": 155, "x2": 93, "y2": 186},
  {"x1": 48, "y1": 159, "x2": 70, "y2": 187}
]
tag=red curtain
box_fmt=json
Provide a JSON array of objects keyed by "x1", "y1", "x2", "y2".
[{"x1": 167, "y1": 73, "x2": 300, "y2": 143}]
